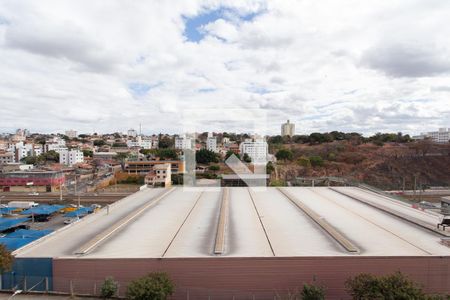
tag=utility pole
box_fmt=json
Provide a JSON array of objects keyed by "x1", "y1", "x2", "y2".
[{"x1": 402, "y1": 177, "x2": 405, "y2": 192}]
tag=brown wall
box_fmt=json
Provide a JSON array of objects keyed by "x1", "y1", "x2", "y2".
[{"x1": 53, "y1": 256, "x2": 450, "y2": 299}]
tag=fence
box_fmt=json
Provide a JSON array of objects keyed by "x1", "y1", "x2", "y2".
[{"x1": 1, "y1": 275, "x2": 313, "y2": 299}]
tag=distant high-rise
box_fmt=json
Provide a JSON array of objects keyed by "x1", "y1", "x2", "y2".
[
  {"x1": 127, "y1": 129, "x2": 138, "y2": 138},
  {"x1": 281, "y1": 120, "x2": 295, "y2": 137},
  {"x1": 65, "y1": 130, "x2": 78, "y2": 139}
]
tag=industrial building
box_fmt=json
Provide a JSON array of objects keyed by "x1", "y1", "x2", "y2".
[
  {"x1": 0, "y1": 171, "x2": 65, "y2": 192},
  {"x1": 9, "y1": 187, "x2": 450, "y2": 298}
]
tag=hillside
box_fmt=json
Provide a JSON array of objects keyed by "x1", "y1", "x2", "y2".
[{"x1": 274, "y1": 141, "x2": 450, "y2": 190}]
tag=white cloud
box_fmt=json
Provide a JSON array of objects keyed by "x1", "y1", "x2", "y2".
[{"x1": 0, "y1": 0, "x2": 449, "y2": 135}]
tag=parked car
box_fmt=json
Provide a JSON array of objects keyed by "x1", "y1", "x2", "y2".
[
  {"x1": 28, "y1": 192, "x2": 39, "y2": 196},
  {"x1": 64, "y1": 217, "x2": 80, "y2": 225}
]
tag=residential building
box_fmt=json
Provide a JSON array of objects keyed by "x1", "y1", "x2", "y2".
[
  {"x1": 45, "y1": 137, "x2": 67, "y2": 153},
  {"x1": 144, "y1": 163, "x2": 172, "y2": 187},
  {"x1": 127, "y1": 129, "x2": 138, "y2": 137},
  {"x1": 11, "y1": 142, "x2": 43, "y2": 162},
  {"x1": 59, "y1": 149, "x2": 84, "y2": 166},
  {"x1": 0, "y1": 152, "x2": 15, "y2": 164},
  {"x1": 93, "y1": 152, "x2": 118, "y2": 161},
  {"x1": 175, "y1": 135, "x2": 193, "y2": 150},
  {"x1": 281, "y1": 120, "x2": 295, "y2": 137},
  {"x1": 207, "y1": 133, "x2": 217, "y2": 152},
  {"x1": 125, "y1": 160, "x2": 184, "y2": 175},
  {"x1": 239, "y1": 139, "x2": 268, "y2": 163},
  {"x1": 413, "y1": 128, "x2": 450, "y2": 143},
  {"x1": 65, "y1": 130, "x2": 78, "y2": 138}
]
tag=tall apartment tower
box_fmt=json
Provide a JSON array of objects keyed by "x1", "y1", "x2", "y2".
[{"x1": 281, "y1": 120, "x2": 295, "y2": 137}]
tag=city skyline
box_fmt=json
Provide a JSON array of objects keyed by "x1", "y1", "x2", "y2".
[{"x1": 1, "y1": 1, "x2": 450, "y2": 134}]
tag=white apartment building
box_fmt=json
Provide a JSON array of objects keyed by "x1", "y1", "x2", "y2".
[
  {"x1": 175, "y1": 136, "x2": 193, "y2": 150},
  {"x1": 65, "y1": 130, "x2": 78, "y2": 138},
  {"x1": 126, "y1": 136, "x2": 158, "y2": 149},
  {"x1": 239, "y1": 139, "x2": 268, "y2": 164},
  {"x1": 127, "y1": 129, "x2": 138, "y2": 137},
  {"x1": 10, "y1": 142, "x2": 43, "y2": 161},
  {"x1": 207, "y1": 133, "x2": 217, "y2": 152},
  {"x1": 45, "y1": 143, "x2": 68, "y2": 153},
  {"x1": 281, "y1": 120, "x2": 295, "y2": 137},
  {"x1": 59, "y1": 149, "x2": 84, "y2": 166},
  {"x1": 413, "y1": 128, "x2": 450, "y2": 143}
]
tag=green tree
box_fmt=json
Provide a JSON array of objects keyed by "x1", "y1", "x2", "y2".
[
  {"x1": 270, "y1": 179, "x2": 286, "y2": 186},
  {"x1": 0, "y1": 244, "x2": 13, "y2": 273},
  {"x1": 242, "y1": 153, "x2": 252, "y2": 163},
  {"x1": 309, "y1": 156, "x2": 324, "y2": 167},
  {"x1": 158, "y1": 136, "x2": 174, "y2": 149},
  {"x1": 209, "y1": 165, "x2": 220, "y2": 174},
  {"x1": 300, "y1": 283, "x2": 326, "y2": 300},
  {"x1": 100, "y1": 277, "x2": 118, "y2": 299},
  {"x1": 268, "y1": 135, "x2": 284, "y2": 144},
  {"x1": 275, "y1": 149, "x2": 293, "y2": 161},
  {"x1": 156, "y1": 149, "x2": 178, "y2": 160},
  {"x1": 127, "y1": 272, "x2": 174, "y2": 300},
  {"x1": 346, "y1": 272, "x2": 427, "y2": 300},
  {"x1": 224, "y1": 150, "x2": 235, "y2": 161},
  {"x1": 94, "y1": 139, "x2": 106, "y2": 147},
  {"x1": 196, "y1": 149, "x2": 219, "y2": 164},
  {"x1": 266, "y1": 161, "x2": 275, "y2": 174},
  {"x1": 297, "y1": 156, "x2": 311, "y2": 168},
  {"x1": 82, "y1": 150, "x2": 93, "y2": 157}
]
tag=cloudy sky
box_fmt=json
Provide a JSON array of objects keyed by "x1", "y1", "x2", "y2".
[{"x1": 0, "y1": 0, "x2": 449, "y2": 135}]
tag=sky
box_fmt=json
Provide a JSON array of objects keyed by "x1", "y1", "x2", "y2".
[{"x1": 0, "y1": 0, "x2": 449, "y2": 136}]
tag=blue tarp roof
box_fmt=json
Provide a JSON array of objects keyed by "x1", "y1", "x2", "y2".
[
  {"x1": 0, "y1": 218, "x2": 29, "y2": 232},
  {"x1": 6, "y1": 229, "x2": 53, "y2": 238},
  {"x1": 0, "y1": 207, "x2": 17, "y2": 214},
  {"x1": 0, "y1": 237, "x2": 36, "y2": 251},
  {"x1": 20, "y1": 205, "x2": 66, "y2": 216},
  {"x1": 64, "y1": 207, "x2": 93, "y2": 218},
  {"x1": 0, "y1": 229, "x2": 53, "y2": 251}
]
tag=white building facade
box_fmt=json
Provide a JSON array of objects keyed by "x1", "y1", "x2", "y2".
[
  {"x1": 175, "y1": 136, "x2": 193, "y2": 150},
  {"x1": 65, "y1": 130, "x2": 78, "y2": 138},
  {"x1": 59, "y1": 149, "x2": 84, "y2": 166},
  {"x1": 239, "y1": 139, "x2": 268, "y2": 163},
  {"x1": 413, "y1": 128, "x2": 450, "y2": 143},
  {"x1": 207, "y1": 133, "x2": 217, "y2": 152},
  {"x1": 281, "y1": 120, "x2": 295, "y2": 137}
]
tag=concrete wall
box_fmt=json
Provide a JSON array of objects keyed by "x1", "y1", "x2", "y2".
[{"x1": 53, "y1": 256, "x2": 450, "y2": 299}]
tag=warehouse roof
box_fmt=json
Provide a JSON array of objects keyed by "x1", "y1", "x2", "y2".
[{"x1": 14, "y1": 187, "x2": 450, "y2": 258}]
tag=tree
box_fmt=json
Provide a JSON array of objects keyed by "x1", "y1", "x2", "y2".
[
  {"x1": 100, "y1": 277, "x2": 118, "y2": 299},
  {"x1": 196, "y1": 149, "x2": 219, "y2": 164},
  {"x1": 276, "y1": 149, "x2": 293, "y2": 161},
  {"x1": 309, "y1": 156, "x2": 324, "y2": 167},
  {"x1": 82, "y1": 150, "x2": 93, "y2": 157},
  {"x1": 41, "y1": 150, "x2": 60, "y2": 163},
  {"x1": 346, "y1": 272, "x2": 427, "y2": 300},
  {"x1": 224, "y1": 150, "x2": 235, "y2": 160},
  {"x1": 268, "y1": 135, "x2": 283, "y2": 144},
  {"x1": 242, "y1": 153, "x2": 252, "y2": 163},
  {"x1": 94, "y1": 139, "x2": 106, "y2": 147},
  {"x1": 156, "y1": 149, "x2": 178, "y2": 160},
  {"x1": 158, "y1": 136, "x2": 174, "y2": 149},
  {"x1": 0, "y1": 244, "x2": 13, "y2": 273},
  {"x1": 209, "y1": 165, "x2": 220, "y2": 174},
  {"x1": 127, "y1": 272, "x2": 174, "y2": 300},
  {"x1": 300, "y1": 283, "x2": 326, "y2": 300},
  {"x1": 266, "y1": 161, "x2": 275, "y2": 174},
  {"x1": 297, "y1": 156, "x2": 311, "y2": 168}
]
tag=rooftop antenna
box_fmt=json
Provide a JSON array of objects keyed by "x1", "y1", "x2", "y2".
[{"x1": 139, "y1": 123, "x2": 142, "y2": 136}]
